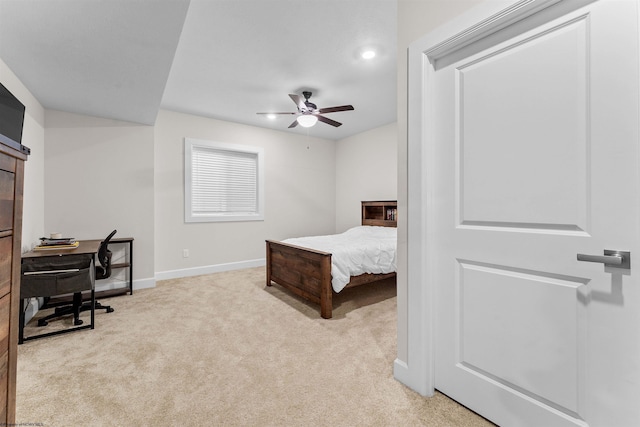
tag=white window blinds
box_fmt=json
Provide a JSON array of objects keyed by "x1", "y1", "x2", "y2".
[{"x1": 185, "y1": 138, "x2": 264, "y2": 222}]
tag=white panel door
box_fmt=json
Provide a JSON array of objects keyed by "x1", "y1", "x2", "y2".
[{"x1": 429, "y1": 1, "x2": 640, "y2": 426}]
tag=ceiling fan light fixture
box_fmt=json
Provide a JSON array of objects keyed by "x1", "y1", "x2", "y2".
[
  {"x1": 297, "y1": 114, "x2": 318, "y2": 128},
  {"x1": 258, "y1": 92, "x2": 352, "y2": 129}
]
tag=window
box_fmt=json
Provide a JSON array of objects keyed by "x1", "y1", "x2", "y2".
[{"x1": 185, "y1": 138, "x2": 264, "y2": 222}]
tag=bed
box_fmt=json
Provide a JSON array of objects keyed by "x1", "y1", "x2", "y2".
[{"x1": 266, "y1": 201, "x2": 397, "y2": 318}]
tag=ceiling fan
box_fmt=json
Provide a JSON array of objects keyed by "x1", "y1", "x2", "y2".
[{"x1": 257, "y1": 91, "x2": 354, "y2": 128}]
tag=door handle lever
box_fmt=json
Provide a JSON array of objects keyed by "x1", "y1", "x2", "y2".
[{"x1": 577, "y1": 250, "x2": 630, "y2": 269}]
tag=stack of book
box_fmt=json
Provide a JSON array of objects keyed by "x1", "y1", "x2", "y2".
[
  {"x1": 34, "y1": 237, "x2": 79, "y2": 250},
  {"x1": 385, "y1": 208, "x2": 397, "y2": 221}
]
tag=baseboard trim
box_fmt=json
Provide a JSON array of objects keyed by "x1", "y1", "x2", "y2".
[
  {"x1": 133, "y1": 277, "x2": 156, "y2": 290},
  {"x1": 394, "y1": 358, "x2": 433, "y2": 397},
  {"x1": 95, "y1": 277, "x2": 156, "y2": 293},
  {"x1": 393, "y1": 358, "x2": 410, "y2": 385},
  {"x1": 93, "y1": 259, "x2": 267, "y2": 292},
  {"x1": 154, "y1": 258, "x2": 266, "y2": 281},
  {"x1": 23, "y1": 298, "x2": 40, "y2": 324}
]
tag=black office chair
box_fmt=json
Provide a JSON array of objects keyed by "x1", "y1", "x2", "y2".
[
  {"x1": 37, "y1": 230, "x2": 117, "y2": 327},
  {"x1": 78, "y1": 229, "x2": 117, "y2": 316}
]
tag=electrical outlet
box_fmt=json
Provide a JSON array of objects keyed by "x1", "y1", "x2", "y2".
[{"x1": 183, "y1": 249, "x2": 189, "y2": 258}]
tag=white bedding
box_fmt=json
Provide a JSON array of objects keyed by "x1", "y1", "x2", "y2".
[{"x1": 282, "y1": 226, "x2": 397, "y2": 293}]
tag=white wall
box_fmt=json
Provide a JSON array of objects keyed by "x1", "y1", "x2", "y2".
[
  {"x1": 395, "y1": 0, "x2": 485, "y2": 374},
  {"x1": 0, "y1": 58, "x2": 46, "y2": 251},
  {"x1": 335, "y1": 122, "x2": 397, "y2": 232},
  {"x1": 154, "y1": 109, "x2": 337, "y2": 278},
  {"x1": 43, "y1": 110, "x2": 155, "y2": 289}
]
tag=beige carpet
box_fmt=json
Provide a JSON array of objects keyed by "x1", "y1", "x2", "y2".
[{"x1": 17, "y1": 267, "x2": 493, "y2": 426}]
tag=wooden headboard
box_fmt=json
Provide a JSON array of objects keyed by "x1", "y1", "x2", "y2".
[{"x1": 361, "y1": 201, "x2": 397, "y2": 227}]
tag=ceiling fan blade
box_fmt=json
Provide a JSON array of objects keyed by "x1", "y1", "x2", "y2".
[
  {"x1": 318, "y1": 105, "x2": 354, "y2": 114},
  {"x1": 256, "y1": 112, "x2": 296, "y2": 115},
  {"x1": 316, "y1": 115, "x2": 342, "y2": 127},
  {"x1": 288, "y1": 119, "x2": 299, "y2": 128},
  {"x1": 289, "y1": 94, "x2": 305, "y2": 111}
]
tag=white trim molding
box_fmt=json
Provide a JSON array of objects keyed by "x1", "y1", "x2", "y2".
[
  {"x1": 95, "y1": 277, "x2": 156, "y2": 292},
  {"x1": 155, "y1": 258, "x2": 266, "y2": 282}
]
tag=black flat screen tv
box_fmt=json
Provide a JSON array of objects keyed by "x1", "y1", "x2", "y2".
[{"x1": 0, "y1": 81, "x2": 29, "y2": 154}]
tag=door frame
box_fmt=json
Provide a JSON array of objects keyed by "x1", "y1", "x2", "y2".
[{"x1": 396, "y1": 0, "x2": 615, "y2": 396}]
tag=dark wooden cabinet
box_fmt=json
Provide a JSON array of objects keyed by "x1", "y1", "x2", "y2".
[
  {"x1": 0, "y1": 142, "x2": 27, "y2": 424},
  {"x1": 362, "y1": 200, "x2": 397, "y2": 227}
]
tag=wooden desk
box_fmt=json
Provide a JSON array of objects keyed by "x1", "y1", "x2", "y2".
[
  {"x1": 22, "y1": 239, "x2": 101, "y2": 259},
  {"x1": 19, "y1": 240, "x2": 101, "y2": 343}
]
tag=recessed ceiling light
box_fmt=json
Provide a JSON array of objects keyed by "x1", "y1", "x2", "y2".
[
  {"x1": 266, "y1": 114, "x2": 277, "y2": 120},
  {"x1": 361, "y1": 50, "x2": 376, "y2": 60}
]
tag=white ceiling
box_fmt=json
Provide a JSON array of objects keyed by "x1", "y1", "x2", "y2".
[{"x1": 0, "y1": 0, "x2": 397, "y2": 141}]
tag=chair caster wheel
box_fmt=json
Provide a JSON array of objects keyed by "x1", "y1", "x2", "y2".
[
  {"x1": 37, "y1": 319, "x2": 48, "y2": 327},
  {"x1": 107, "y1": 307, "x2": 114, "y2": 313},
  {"x1": 74, "y1": 319, "x2": 83, "y2": 326}
]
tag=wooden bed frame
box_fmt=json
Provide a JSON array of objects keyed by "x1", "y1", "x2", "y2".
[{"x1": 266, "y1": 201, "x2": 397, "y2": 319}]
